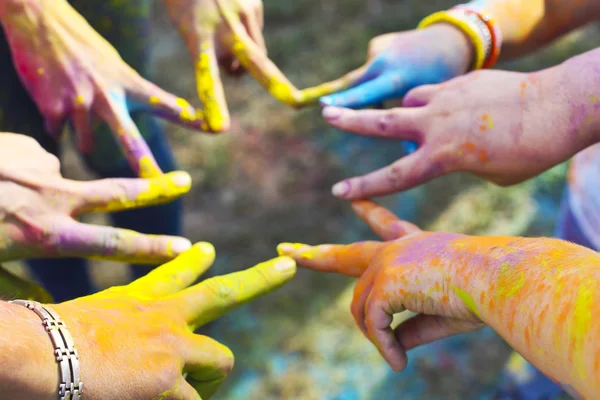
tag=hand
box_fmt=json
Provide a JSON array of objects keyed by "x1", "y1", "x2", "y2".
[
  {"x1": 306, "y1": 25, "x2": 472, "y2": 109},
  {"x1": 54, "y1": 243, "x2": 296, "y2": 400},
  {"x1": 0, "y1": 0, "x2": 206, "y2": 178},
  {"x1": 0, "y1": 264, "x2": 52, "y2": 302},
  {"x1": 164, "y1": 0, "x2": 317, "y2": 130},
  {"x1": 0, "y1": 133, "x2": 192, "y2": 263},
  {"x1": 324, "y1": 65, "x2": 584, "y2": 199},
  {"x1": 278, "y1": 200, "x2": 485, "y2": 371}
]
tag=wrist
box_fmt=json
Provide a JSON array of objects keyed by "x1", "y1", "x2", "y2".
[
  {"x1": 421, "y1": 24, "x2": 473, "y2": 75},
  {"x1": 0, "y1": 302, "x2": 57, "y2": 400}
]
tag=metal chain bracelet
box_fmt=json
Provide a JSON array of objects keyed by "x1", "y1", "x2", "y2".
[{"x1": 10, "y1": 300, "x2": 83, "y2": 400}]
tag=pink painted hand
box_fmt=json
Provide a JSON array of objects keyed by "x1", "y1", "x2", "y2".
[
  {"x1": 0, "y1": 133, "x2": 192, "y2": 263},
  {"x1": 4, "y1": 244, "x2": 297, "y2": 400},
  {"x1": 164, "y1": 0, "x2": 318, "y2": 130},
  {"x1": 324, "y1": 49, "x2": 600, "y2": 199},
  {"x1": 0, "y1": 0, "x2": 208, "y2": 178},
  {"x1": 278, "y1": 201, "x2": 600, "y2": 398}
]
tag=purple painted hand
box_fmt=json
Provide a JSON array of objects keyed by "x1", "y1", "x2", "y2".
[
  {"x1": 324, "y1": 53, "x2": 600, "y2": 199},
  {"x1": 0, "y1": 133, "x2": 192, "y2": 263},
  {"x1": 0, "y1": 0, "x2": 208, "y2": 178}
]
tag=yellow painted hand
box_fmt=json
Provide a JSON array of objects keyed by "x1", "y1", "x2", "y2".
[
  {"x1": 164, "y1": 0, "x2": 323, "y2": 130},
  {"x1": 54, "y1": 243, "x2": 296, "y2": 400}
]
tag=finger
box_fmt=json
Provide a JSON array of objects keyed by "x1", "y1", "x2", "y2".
[
  {"x1": 184, "y1": 335, "x2": 234, "y2": 399},
  {"x1": 195, "y1": 39, "x2": 230, "y2": 132},
  {"x1": 172, "y1": 379, "x2": 202, "y2": 400},
  {"x1": 322, "y1": 106, "x2": 422, "y2": 141},
  {"x1": 95, "y1": 91, "x2": 163, "y2": 178},
  {"x1": 0, "y1": 265, "x2": 53, "y2": 303},
  {"x1": 299, "y1": 66, "x2": 368, "y2": 106},
  {"x1": 350, "y1": 263, "x2": 381, "y2": 337},
  {"x1": 173, "y1": 256, "x2": 296, "y2": 329},
  {"x1": 216, "y1": 5, "x2": 304, "y2": 107},
  {"x1": 124, "y1": 72, "x2": 209, "y2": 132},
  {"x1": 276, "y1": 241, "x2": 384, "y2": 277},
  {"x1": 69, "y1": 170, "x2": 191, "y2": 214},
  {"x1": 52, "y1": 220, "x2": 192, "y2": 264},
  {"x1": 364, "y1": 292, "x2": 407, "y2": 371},
  {"x1": 332, "y1": 150, "x2": 444, "y2": 199},
  {"x1": 394, "y1": 314, "x2": 477, "y2": 351},
  {"x1": 70, "y1": 104, "x2": 94, "y2": 154},
  {"x1": 402, "y1": 84, "x2": 439, "y2": 108},
  {"x1": 240, "y1": 9, "x2": 266, "y2": 53},
  {"x1": 351, "y1": 200, "x2": 420, "y2": 240},
  {"x1": 127, "y1": 242, "x2": 215, "y2": 297}
]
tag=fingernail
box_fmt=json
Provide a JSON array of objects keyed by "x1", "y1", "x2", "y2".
[
  {"x1": 276, "y1": 243, "x2": 305, "y2": 256},
  {"x1": 320, "y1": 96, "x2": 333, "y2": 106},
  {"x1": 322, "y1": 106, "x2": 343, "y2": 120},
  {"x1": 172, "y1": 238, "x2": 192, "y2": 254},
  {"x1": 194, "y1": 242, "x2": 215, "y2": 259},
  {"x1": 274, "y1": 257, "x2": 297, "y2": 274},
  {"x1": 332, "y1": 181, "x2": 350, "y2": 198},
  {"x1": 170, "y1": 172, "x2": 192, "y2": 188}
]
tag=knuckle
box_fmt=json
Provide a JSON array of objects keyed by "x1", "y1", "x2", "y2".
[{"x1": 203, "y1": 278, "x2": 237, "y2": 303}]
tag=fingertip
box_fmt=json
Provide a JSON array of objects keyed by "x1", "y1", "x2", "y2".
[
  {"x1": 171, "y1": 238, "x2": 193, "y2": 254},
  {"x1": 166, "y1": 171, "x2": 192, "y2": 190},
  {"x1": 332, "y1": 180, "x2": 351, "y2": 198},
  {"x1": 322, "y1": 106, "x2": 344, "y2": 121},
  {"x1": 276, "y1": 242, "x2": 303, "y2": 256},
  {"x1": 320, "y1": 96, "x2": 334, "y2": 106},
  {"x1": 192, "y1": 241, "x2": 216, "y2": 261},
  {"x1": 272, "y1": 256, "x2": 297, "y2": 275}
]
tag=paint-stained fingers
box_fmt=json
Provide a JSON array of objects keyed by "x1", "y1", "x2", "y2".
[
  {"x1": 394, "y1": 314, "x2": 479, "y2": 351},
  {"x1": 194, "y1": 40, "x2": 230, "y2": 132},
  {"x1": 276, "y1": 241, "x2": 384, "y2": 277},
  {"x1": 322, "y1": 106, "x2": 423, "y2": 140},
  {"x1": 94, "y1": 91, "x2": 162, "y2": 178},
  {"x1": 299, "y1": 65, "x2": 369, "y2": 106},
  {"x1": 239, "y1": 7, "x2": 266, "y2": 53},
  {"x1": 332, "y1": 151, "x2": 442, "y2": 199},
  {"x1": 52, "y1": 221, "x2": 192, "y2": 264},
  {"x1": 127, "y1": 243, "x2": 215, "y2": 297},
  {"x1": 364, "y1": 292, "x2": 408, "y2": 371},
  {"x1": 350, "y1": 264, "x2": 381, "y2": 337},
  {"x1": 68, "y1": 171, "x2": 191, "y2": 215},
  {"x1": 124, "y1": 72, "x2": 208, "y2": 132},
  {"x1": 320, "y1": 73, "x2": 413, "y2": 109},
  {"x1": 217, "y1": 5, "x2": 303, "y2": 106},
  {"x1": 184, "y1": 335, "x2": 234, "y2": 399},
  {"x1": 402, "y1": 84, "x2": 439, "y2": 108},
  {"x1": 351, "y1": 200, "x2": 421, "y2": 240},
  {"x1": 0, "y1": 265, "x2": 53, "y2": 303},
  {"x1": 172, "y1": 256, "x2": 296, "y2": 329}
]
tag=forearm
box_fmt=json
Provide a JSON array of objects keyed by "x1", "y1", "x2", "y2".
[
  {"x1": 0, "y1": 301, "x2": 56, "y2": 400},
  {"x1": 455, "y1": 236, "x2": 600, "y2": 398},
  {"x1": 467, "y1": 0, "x2": 600, "y2": 59}
]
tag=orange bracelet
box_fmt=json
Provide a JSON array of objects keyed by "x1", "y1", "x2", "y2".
[{"x1": 453, "y1": 5, "x2": 503, "y2": 68}]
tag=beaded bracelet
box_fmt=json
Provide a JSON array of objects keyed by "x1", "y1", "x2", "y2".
[
  {"x1": 417, "y1": 9, "x2": 494, "y2": 71},
  {"x1": 11, "y1": 300, "x2": 83, "y2": 400}
]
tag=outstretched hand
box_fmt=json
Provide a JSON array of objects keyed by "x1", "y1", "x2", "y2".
[
  {"x1": 0, "y1": 0, "x2": 207, "y2": 178},
  {"x1": 324, "y1": 64, "x2": 584, "y2": 199},
  {"x1": 309, "y1": 25, "x2": 472, "y2": 108},
  {"x1": 278, "y1": 201, "x2": 485, "y2": 371},
  {"x1": 0, "y1": 133, "x2": 192, "y2": 263},
  {"x1": 55, "y1": 243, "x2": 296, "y2": 399}
]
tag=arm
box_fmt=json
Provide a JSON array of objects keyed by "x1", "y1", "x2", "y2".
[
  {"x1": 0, "y1": 302, "x2": 56, "y2": 400},
  {"x1": 454, "y1": 236, "x2": 600, "y2": 398},
  {"x1": 472, "y1": 0, "x2": 600, "y2": 59}
]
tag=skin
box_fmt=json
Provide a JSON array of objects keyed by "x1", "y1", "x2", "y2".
[
  {"x1": 278, "y1": 200, "x2": 600, "y2": 399},
  {"x1": 0, "y1": 0, "x2": 215, "y2": 178},
  {"x1": 323, "y1": 47, "x2": 600, "y2": 199},
  {"x1": 0, "y1": 133, "x2": 193, "y2": 263},
  {"x1": 316, "y1": 0, "x2": 600, "y2": 109},
  {"x1": 0, "y1": 243, "x2": 297, "y2": 400}
]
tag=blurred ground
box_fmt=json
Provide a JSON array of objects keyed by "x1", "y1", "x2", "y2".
[{"x1": 6, "y1": 1, "x2": 600, "y2": 398}]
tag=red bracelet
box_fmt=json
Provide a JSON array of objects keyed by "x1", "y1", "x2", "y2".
[{"x1": 453, "y1": 5, "x2": 502, "y2": 68}]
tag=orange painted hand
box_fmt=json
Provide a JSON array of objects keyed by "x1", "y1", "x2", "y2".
[
  {"x1": 164, "y1": 0, "x2": 318, "y2": 129},
  {"x1": 278, "y1": 201, "x2": 485, "y2": 372},
  {"x1": 0, "y1": 0, "x2": 206, "y2": 178},
  {"x1": 0, "y1": 133, "x2": 192, "y2": 263},
  {"x1": 54, "y1": 243, "x2": 296, "y2": 400}
]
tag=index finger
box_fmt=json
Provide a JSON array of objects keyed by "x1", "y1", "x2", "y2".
[
  {"x1": 69, "y1": 171, "x2": 191, "y2": 215},
  {"x1": 276, "y1": 241, "x2": 384, "y2": 277},
  {"x1": 172, "y1": 256, "x2": 296, "y2": 329},
  {"x1": 95, "y1": 91, "x2": 163, "y2": 178}
]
